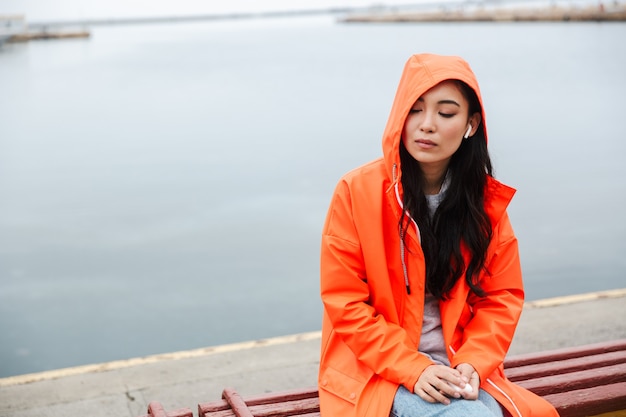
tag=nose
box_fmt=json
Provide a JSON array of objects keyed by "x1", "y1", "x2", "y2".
[{"x1": 418, "y1": 110, "x2": 435, "y2": 133}]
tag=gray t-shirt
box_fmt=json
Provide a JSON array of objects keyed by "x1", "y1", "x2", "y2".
[
  {"x1": 419, "y1": 177, "x2": 451, "y2": 366},
  {"x1": 418, "y1": 293, "x2": 450, "y2": 365}
]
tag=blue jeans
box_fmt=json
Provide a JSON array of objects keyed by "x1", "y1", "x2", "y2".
[{"x1": 390, "y1": 385, "x2": 504, "y2": 417}]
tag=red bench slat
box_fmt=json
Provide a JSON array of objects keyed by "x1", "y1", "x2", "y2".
[
  {"x1": 543, "y1": 381, "x2": 626, "y2": 417},
  {"x1": 516, "y1": 362, "x2": 626, "y2": 396},
  {"x1": 222, "y1": 388, "x2": 255, "y2": 417},
  {"x1": 235, "y1": 387, "x2": 320, "y2": 406},
  {"x1": 246, "y1": 397, "x2": 320, "y2": 417},
  {"x1": 199, "y1": 396, "x2": 319, "y2": 417},
  {"x1": 198, "y1": 387, "x2": 319, "y2": 415},
  {"x1": 506, "y1": 350, "x2": 626, "y2": 381},
  {"x1": 197, "y1": 411, "x2": 235, "y2": 417},
  {"x1": 504, "y1": 339, "x2": 626, "y2": 368},
  {"x1": 140, "y1": 401, "x2": 193, "y2": 417}
]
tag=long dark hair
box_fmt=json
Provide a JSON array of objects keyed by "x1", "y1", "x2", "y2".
[{"x1": 399, "y1": 80, "x2": 493, "y2": 299}]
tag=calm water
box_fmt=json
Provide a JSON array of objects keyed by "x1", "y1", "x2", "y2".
[{"x1": 0, "y1": 16, "x2": 625, "y2": 378}]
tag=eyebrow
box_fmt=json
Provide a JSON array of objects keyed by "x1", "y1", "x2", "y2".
[{"x1": 416, "y1": 97, "x2": 461, "y2": 107}]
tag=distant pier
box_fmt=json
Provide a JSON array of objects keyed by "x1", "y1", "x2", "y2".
[
  {"x1": 340, "y1": 2, "x2": 626, "y2": 23},
  {"x1": 8, "y1": 29, "x2": 90, "y2": 42},
  {"x1": 0, "y1": 15, "x2": 89, "y2": 45}
]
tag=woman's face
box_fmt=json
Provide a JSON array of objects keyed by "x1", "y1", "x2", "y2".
[{"x1": 402, "y1": 80, "x2": 480, "y2": 173}]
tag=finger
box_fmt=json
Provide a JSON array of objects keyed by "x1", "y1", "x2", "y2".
[
  {"x1": 461, "y1": 388, "x2": 479, "y2": 400},
  {"x1": 437, "y1": 380, "x2": 461, "y2": 398},
  {"x1": 415, "y1": 387, "x2": 437, "y2": 404},
  {"x1": 460, "y1": 374, "x2": 480, "y2": 400},
  {"x1": 423, "y1": 384, "x2": 451, "y2": 405},
  {"x1": 458, "y1": 368, "x2": 472, "y2": 383},
  {"x1": 443, "y1": 375, "x2": 465, "y2": 390},
  {"x1": 469, "y1": 373, "x2": 481, "y2": 399}
]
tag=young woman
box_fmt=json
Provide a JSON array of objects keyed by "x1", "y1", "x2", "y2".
[{"x1": 318, "y1": 54, "x2": 558, "y2": 417}]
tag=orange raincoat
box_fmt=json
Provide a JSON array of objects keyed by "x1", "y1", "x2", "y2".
[{"x1": 319, "y1": 54, "x2": 558, "y2": 417}]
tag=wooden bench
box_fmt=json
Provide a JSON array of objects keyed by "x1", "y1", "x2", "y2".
[
  {"x1": 139, "y1": 401, "x2": 193, "y2": 417},
  {"x1": 143, "y1": 339, "x2": 626, "y2": 417}
]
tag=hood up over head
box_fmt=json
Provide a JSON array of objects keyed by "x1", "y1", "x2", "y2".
[{"x1": 382, "y1": 54, "x2": 488, "y2": 185}]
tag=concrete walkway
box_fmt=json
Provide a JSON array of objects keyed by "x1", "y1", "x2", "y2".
[{"x1": 1, "y1": 289, "x2": 625, "y2": 417}]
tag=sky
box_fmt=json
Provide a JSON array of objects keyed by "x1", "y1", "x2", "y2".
[{"x1": 1, "y1": 0, "x2": 439, "y2": 22}]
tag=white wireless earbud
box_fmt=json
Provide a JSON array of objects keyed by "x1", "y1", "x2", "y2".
[{"x1": 464, "y1": 124, "x2": 472, "y2": 139}]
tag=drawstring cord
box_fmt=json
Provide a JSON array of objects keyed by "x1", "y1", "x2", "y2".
[
  {"x1": 392, "y1": 163, "x2": 420, "y2": 294},
  {"x1": 399, "y1": 225, "x2": 410, "y2": 295}
]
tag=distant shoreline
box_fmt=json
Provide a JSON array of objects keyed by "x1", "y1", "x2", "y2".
[{"x1": 341, "y1": 3, "x2": 626, "y2": 23}]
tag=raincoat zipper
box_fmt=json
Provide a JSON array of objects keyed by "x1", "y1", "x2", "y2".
[{"x1": 486, "y1": 378, "x2": 523, "y2": 417}]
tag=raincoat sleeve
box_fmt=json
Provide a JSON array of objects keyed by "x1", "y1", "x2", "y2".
[
  {"x1": 450, "y1": 211, "x2": 524, "y2": 381},
  {"x1": 320, "y1": 179, "x2": 431, "y2": 391}
]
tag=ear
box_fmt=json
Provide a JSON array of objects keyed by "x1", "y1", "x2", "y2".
[{"x1": 468, "y1": 112, "x2": 482, "y2": 137}]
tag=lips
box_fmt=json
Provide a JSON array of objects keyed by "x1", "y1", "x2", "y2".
[{"x1": 415, "y1": 139, "x2": 436, "y2": 148}]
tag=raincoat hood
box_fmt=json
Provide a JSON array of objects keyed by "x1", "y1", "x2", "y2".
[{"x1": 382, "y1": 54, "x2": 488, "y2": 184}]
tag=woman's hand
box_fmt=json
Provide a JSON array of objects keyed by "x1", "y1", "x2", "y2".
[
  {"x1": 455, "y1": 363, "x2": 480, "y2": 400},
  {"x1": 413, "y1": 364, "x2": 466, "y2": 405}
]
